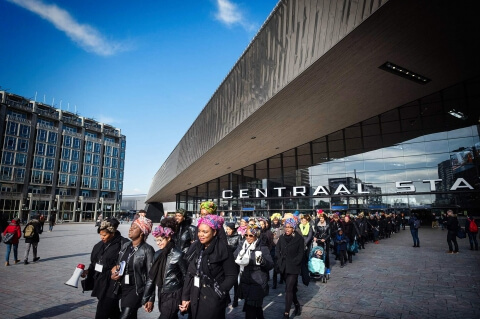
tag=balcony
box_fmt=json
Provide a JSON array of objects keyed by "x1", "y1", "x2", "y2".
[{"x1": 36, "y1": 108, "x2": 60, "y2": 120}]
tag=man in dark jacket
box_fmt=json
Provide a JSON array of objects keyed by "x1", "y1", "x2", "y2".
[
  {"x1": 23, "y1": 215, "x2": 43, "y2": 264},
  {"x1": 173, "y1": 208, "x2": 197, "y2": 254},
  {"x1": 444, "y1": 210, "x2": 459, "y2": 253}
]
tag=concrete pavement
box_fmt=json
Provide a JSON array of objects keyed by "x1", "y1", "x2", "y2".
[{"x1": 1, "y1": 223, "x2": 479, "y2": 319}]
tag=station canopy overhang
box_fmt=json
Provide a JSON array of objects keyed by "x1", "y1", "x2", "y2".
[{"x1": 147, "y1": 0, "x2": 480, "y2": 203}]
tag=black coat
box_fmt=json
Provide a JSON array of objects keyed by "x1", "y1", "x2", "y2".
[
  {"x1": 275, "y1": 233, "x2": 304, "y2": 275},
  {"x1": 234, "y1": 241, "x2": 273, "y2": 304},
  {"x1": 142, "y1": 247, "x2": 187, "y2": 304},
  {"x1": 182, "y1": 236, "x2": 238, "y2": 319},
  {"x1": 88, "y1": 231, "x2": 127, "y2": 300},
  {"x1": 174, "y1": 217, "x2": 197, "y2": 253},
  {"x1": 23, "y1": 219, "x2": 42, "y2": 243}
]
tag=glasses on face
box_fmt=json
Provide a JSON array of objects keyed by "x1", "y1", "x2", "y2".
[{"x1": 245, "y1": 234, "x2": 256, "y2": 238}]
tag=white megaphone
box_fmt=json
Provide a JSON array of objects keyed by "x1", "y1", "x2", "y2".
[{"x1": 65, "y1": 263, "x2": 85, "y2": 288}]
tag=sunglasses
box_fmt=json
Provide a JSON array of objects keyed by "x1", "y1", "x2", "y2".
[{"x1": 245, "y1": 234, "x2": 256, "y2": 238}]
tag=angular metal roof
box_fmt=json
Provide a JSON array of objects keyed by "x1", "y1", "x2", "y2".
[{"x1": 147, "y1": 0, "x2": 480, "y2": 203}]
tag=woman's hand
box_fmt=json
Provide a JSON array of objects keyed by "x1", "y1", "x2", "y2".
[
  {"x1": 110, "y1": 265, "x2": 120, "y2": 281},
  {"x1": 81, "y1": 269, "x2": 88, "y2": 278},
  {"x1": 179, "y1": 300, "x2": 190, "y2": 312},
  {"x1": 144, "y1": 302, "x2": 153, "y2": 313}
]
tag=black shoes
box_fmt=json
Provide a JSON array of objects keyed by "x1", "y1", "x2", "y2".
[
  {"x1": 33, "y1": 257, "x2": 40, "y2": 262},
  {"x1": 24, "y1": 260, "x2": 29, "y2": 265},
  {"x1": 283, "y1": 313, "x2": 289, "y2": 319},
  {"x1": 294, "y1": 303, "x2": 301, "y2": 316},
  {"x1": 232, "y1": 300, "x2": 238, "y2": 308}
]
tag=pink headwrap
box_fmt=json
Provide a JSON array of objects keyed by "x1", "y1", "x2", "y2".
[
  {"x1": 197, "y1": 214, "x2": 224, "y2": 230},
  {"x1": 152, "y1": 225, "x2": 174, "y2": 238},
  {"x1": 134, "y1": 216, "x2": 153, "y2": 239}
]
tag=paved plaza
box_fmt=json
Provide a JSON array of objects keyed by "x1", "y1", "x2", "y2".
[{"x1": 1, "y1": 222, "x2": 480, "y2": 319}]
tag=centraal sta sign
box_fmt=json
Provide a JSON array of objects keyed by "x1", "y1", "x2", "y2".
[{"x1": 221, "y1": 178, "x2": 475, "y2": 199}]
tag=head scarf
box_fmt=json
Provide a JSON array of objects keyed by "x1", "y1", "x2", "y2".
[
  {"x1": 99, "y1": 219, "x2": 117, "y2": 233},
  {"x1": 175, "y1": 208, "x2": 186, "y2": 216},
  {"x1": 200, "y1": 201, "x2": 217, "y2": 214},
  {"x1": 134, "y1": 216, "x2": 153, "y2": 239},
  {"x1": 270, "y1": 213, "x2": 282, "y2": 221},
  {"x1": 284, "y1": 217, "x2": 298, "y2": 229},
  {"x1": 198, "y1": 214, "x2": 224, "y2": 230},
  {"x1": 152, "y1": 225, "x2": 174, "y2": 238},
  {"x1": 247, "y1": 224, "x2": 262, "y2": 237}
]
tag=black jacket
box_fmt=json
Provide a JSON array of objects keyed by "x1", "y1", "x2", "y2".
[
  {"x1": 275, "y1": 232, "x2": 304, "y2": 275},
  {"x1": 23, "y1": 219, "x2": 42, "y2": 243},
  {"x1": 234, "y1": 241, "x2": 273, "y2": 302},
  {"x1": 117, "y1": 241, "x2": 155, "y2": 298},
  {"x1": 142, "y1": 247, "x2": 187, "y2": 304},
  {"x1": 88, "y1": 231, "x2": 127, "y2": 300},
  {"x1": 182, "y1": 236, "x2": 238, "y2": 319},
  {"x1": 226, "y1": 231, "x2": 242, "y2": 253},
  {"x1": 445, "y1": 216, "x2": 459, "y2": 235},
  {"x1": 174, "y1": 217, "x2": 197, "y2": 253}
]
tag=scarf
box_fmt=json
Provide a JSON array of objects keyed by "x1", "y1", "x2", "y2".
[
  {"x1": 300, "y1": 222, "x2": 310, "y2": 236},
  {"x1": 149, "y1": 240, "x2": 174, "y2": 289},
  {"x1": 235, "y1": 239, "x2": 257, "y2": 272},
  {"x1": 237, "y1": 225, "x2": 247, "y2": 236}
]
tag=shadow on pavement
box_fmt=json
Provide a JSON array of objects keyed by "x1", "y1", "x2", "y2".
[
  {"x1": 16, "y1": 299, "x2": 94, "y2": 318},
  {"x1": 40, "y1": 252, "x2": 90, "y2": 262}
]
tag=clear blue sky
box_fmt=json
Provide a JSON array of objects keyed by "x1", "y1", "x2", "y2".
[{"x1": 0, "y1": 0, "x2": 278, "y2": 195}]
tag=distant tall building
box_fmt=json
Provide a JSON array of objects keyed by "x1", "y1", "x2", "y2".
[{"x1": 0, "y1": 90, "x2": 126, "y2": 222}]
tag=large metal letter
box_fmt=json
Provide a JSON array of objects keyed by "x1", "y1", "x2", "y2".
[
  {"x1": 450, "y1": 178, "x2": 474, "y2": 190},
  {"x1": 312, "y1": 186, "x2": 329, "y2": 196},
  {"x1": 396, "y1": 181, "x2": 415, "y2": 192},
  {"x1": 255, "y1": 189, "x2": 268, "y2": 198},
  {"x1": 422, "y1": 179, "x2": 442, "y2": 191},
  {"x1": 274, "y1": 187, "x2": 286, "y2": 197},
  {"x1": 239, "y1": 189, "x2": 249, "y2": 198},
  {"x1": 334, "y1": 184, "x2": 351, "y2": 195},
  {"x1": 222, "y1": 190, "x2": 233, "y2": 199},
  {"x1": 293, "y1": 186, "x2": 306, "y2": 196}
]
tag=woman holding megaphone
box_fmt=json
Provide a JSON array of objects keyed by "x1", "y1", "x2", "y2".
[{"x1": 82, "y1": 217, "x2": 127, "y2": 319}]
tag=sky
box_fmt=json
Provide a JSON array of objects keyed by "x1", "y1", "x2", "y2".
[{"x1": 0, "y1": 0, "x2": 279, "y2": 195}]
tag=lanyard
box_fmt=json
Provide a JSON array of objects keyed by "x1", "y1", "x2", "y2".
[
  {"x1": 124, "y1": 245, "x2": 139, "y2": 273},
  {"x1": 98, "y1": 242, "x2": 112, "y2": 264},
  {"x1": 195, "y1": 250, "x2": 204, "y2": 276}
]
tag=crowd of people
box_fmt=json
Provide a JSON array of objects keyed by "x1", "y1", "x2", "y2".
[{"x1": 2, "y1": 206, "x2": 479, "y2": 319}]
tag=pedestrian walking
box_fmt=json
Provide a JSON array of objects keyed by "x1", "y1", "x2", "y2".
[
  {"x1": 82, "y1": 218, "x2": 127, "y2": 319},
  {"x1": 2, "y1": 218, "x2": 21, "y2": 266},
  {"x1": 276, "y1": 217, "x2": 304, "y2": 319},
  {"x1": 444, "y1": 210, "x2": 459, "y2": 254},
  {"x1": 48, "y1": 213, "x2": 56, "y2": 232},
  {"x1": 143, "y1": 219, "x2": 187, "y2": 319},
  {"x1": 408, "y1": 214, "x2": 420, "y2": 247},
  {"x1": 23, "y1": 215, "x2": 42, "y2": 264},
  {"x1": 111, "y1": 216, "x2": 155, "y2": 318},
  {"x1": 234, "y1": 224, "x2": 273, "y2": 319},
  {"x1": 465, "y1": 215, "x2": 478, "y2": 250},
  {"x1": 226, "y1": 222, "x2": 242, "y2": 307}
]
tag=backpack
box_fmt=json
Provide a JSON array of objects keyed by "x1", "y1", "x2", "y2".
[
  {"x1": 24, "y1": 224, "x2": 35, "y2": 238},
  {"x1": 469, "y1": 219, "x2": 478, "y2": 233},
  {"x1": 413, "y1": 219, "x2": 421, "y2": 229}
]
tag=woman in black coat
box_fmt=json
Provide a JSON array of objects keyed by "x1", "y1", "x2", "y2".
[
  {"x1": 313, "y1": 213, "x2": 331, "y2": 272},
  {"x1": 226, "y1": 222, "x2": 242, "y2": 307},
  {"x1": 180, "y1": 215, "x2": 238, "y2": 319},
  {"x1": 276, "y1": 218, "x2": 304, "y2": 319},
  {"x1": 82, "y1": 218, "x2": 127, "y2": 319},
  {"x1": 234, "y1": 224, "x2": 273, "y2": 318},
  {"x1": 143, "y1": 219, "x2": 187, "y2": 319}
]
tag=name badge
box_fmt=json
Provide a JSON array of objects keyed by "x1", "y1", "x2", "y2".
[
  {"x1": 125, "y1": 274, "x2": 130, "y2": 285},
  {"x1": 194, "y1": 276, "x2": 200, "y2": 288},
  {"x1": 95, "y1": 263, "x2": 103, "y2": 272}
]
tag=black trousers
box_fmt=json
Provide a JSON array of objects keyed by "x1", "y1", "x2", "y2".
[
  {"x1": 96, "y1": 297, "x2": 120, "y2": 319},
  {"x1": 244, "y1": 303, "x2": 265, "y2": 319},
  {"x1": 447, "y1": 232, "x2": 459, "y2": 252},
  {"x1": 284, "y1": 274, "x2": 299, "y2": 314}
]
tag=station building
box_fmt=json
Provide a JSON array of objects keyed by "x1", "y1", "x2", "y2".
[
  {"x1": 0, "y1": 91, "x2": 126, "y2": 223},
  {"x1": 146, "y1": 0, "x2": 480, "y2": 220}
]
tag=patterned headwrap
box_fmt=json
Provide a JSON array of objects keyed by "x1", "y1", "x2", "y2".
[
  {"x1": 247, "y1": 224, "x2": 262, "y2": 237},
  {"x1": 200, "y1": 201, "x2": 217, "y2": 214},
  {"x1": 284, "y1": 217, "x2": 298, "y2": 229},
  {"x1": 198, "y1": 214, "x2": 224, "y2": 230},
  {"x1": 316, "y1": 209, "x2": 324, "y2": 216},
  {"x1": 270, "y1": 213, "x2": 282, "y2": 221},
  {"x1": 134, "y1": 216, "x2": 153, "y2": 239},
  {"x1": 99, "y1": 219, "x2": 117, "y2": 233},
  {"x1": 152, "y1": 225, "x2": 174, "y2": 238}
]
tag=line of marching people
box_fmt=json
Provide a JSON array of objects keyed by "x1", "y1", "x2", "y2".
[{"x1": 79, "y1": 205, "x2": 406, "y2": 319}]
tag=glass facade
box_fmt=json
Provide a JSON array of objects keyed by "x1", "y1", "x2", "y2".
[{"x1": 176, "y1": 78, "x2": 480, "y2": 219}]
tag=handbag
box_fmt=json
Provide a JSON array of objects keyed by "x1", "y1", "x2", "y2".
[
  {"x1": 457, "y1": 228, "x2": 466, "y2": 239},
  {"x1": 347, "y1": 240, "x2": 359, "y2": 253},
  {"x1": 2, "y1": 232, "x2": 14, "y2": 244},
  {"x1": 81, "y1": 274, "x2": 94, "y2": 293}
]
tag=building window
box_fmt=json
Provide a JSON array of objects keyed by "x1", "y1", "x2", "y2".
[
  {"x1": 37, "y1": 129, "x2": 47, "y2": 142},
  {"x1": 33, "y1": 157, "x2": 44, "y2": 169},
  {"x1": 103, "y1": 168, "x2": 110, "y2": 178},
  {"x1": 94, "y1": 143, "x2": 101, "y2": 153},
  {"x1": 5, "y1": 136, "x2": 16, "y2": 150},
  {"x1": 73, "y1": 138, "x2": 81, "y2": 149},
  {"x1": 81, "y1": 190, "x2": 90, "y2": 197},
  {"x1": 15, "y1": 153, "x2": 26, "y2": 166},
  {"x1": 105, "y1": 146, "x2": 112, "y2": 156},
  {"x1": 44, "y1": 172, "x2": 53, "y2": 184},
  {"x1": 113, "y1": 147, "x2": 119, "y2": 157},
  {"x1": 92, "y1": 166, "x2": 99, "y2": 177},
  {"x1": 61, "y1": 161, "x2": 69, "y2": 173},
  {"x1": 17, "y1": 139, "x2": 28, "y2": 152},
  {"x1": 7, "y1": 122, "x2": 18, "y2": 135},
  {"x1": 48, "y1": 132, "x2": 57, "y2": 144},
  {"x1": 104, "y1": 157, "x2": 111, "y2": 167},
  {"x1": 91, "y1": 178, "x2": 98, "y2": 189},
  {"x1": 70, "y1": 162, "x2": 78, "y2": 174},
  {"x1": 111, "y1": 169, "x2": 117, "y2": 179},
  {"x1": 63, "y1": 135, "x2": 72, "y2": 147},
  {"x1": 59, "y1": 174, "x2": 67, "y2": 186},
  {"x1": 2, "y1": 152, "x2": 14, "y2": 165},
  {"x1": 85, "y1": 141, "x2": 93, "y2": 152},
  {"x1": 45, "y1": 158, "x2": 54, "y2": 170},
  {"x1": 112, "y1": 158, "x2": 118, "y2": 168},
  {"x1": 93, "y1": 154, "x2": 100, "y2": 165},
  {"x1": 111, "y1": 180, "x2": 117, "y2": 191},
  {"x1": 20, "y1": 124, "x2": 30, "y2": 138},
  {"x1": 102, "y1": 179, "x2": 109, "y2": 190},
  {"x1": 36, "y1": 143, "x2": 45, "y2": 155},
  {"x1": 69, "y1": 175, "x2": 77, "y2": 187},
  {"x1": 15, "y1": 168, "x2": 25, "y2": 180},
  {"x1": 62, "y1": 148, "x2": 71, "y2": 160},
  {"x1": 47, "y1": 145, "x2": 56, "y2": 157},
  {"x1": 83, "y1": 165, "x2": 91, "y2": 176},
  {"x1": 1, "y1": 166, "x2": 12, "y2": 180},
  {"x1": 84, "y1": 153, "x2": 92, "y2": 164},
  {"x1": 31, "y1": 170, "x2": 42, "y2": 183},
  {"x1": 82, "y1": 177, "x2": 90, "y2": 188},
  {"x1": 72, "y1": 150, "x2": 80, "y2": 161}
]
